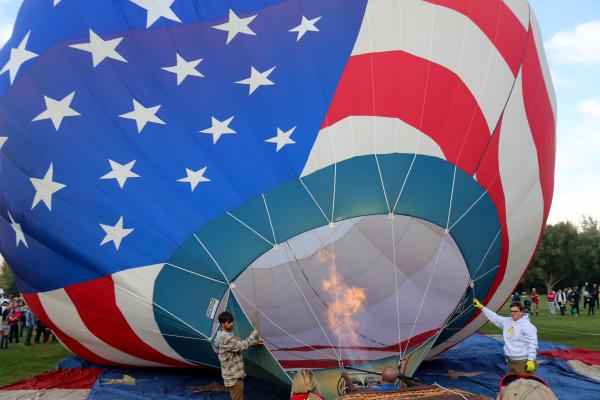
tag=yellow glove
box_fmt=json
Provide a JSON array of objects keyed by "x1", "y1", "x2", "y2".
[
  {"x1": 472, "y1": 298, "x2": 483, "y2": 309},
  {"x1": 526, "y1": 360, "x2": 536, "y2": 373}
]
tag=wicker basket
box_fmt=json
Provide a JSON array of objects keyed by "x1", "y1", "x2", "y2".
[{"x1": 340, "y1": 385, "x2": 491, "y2": 399}]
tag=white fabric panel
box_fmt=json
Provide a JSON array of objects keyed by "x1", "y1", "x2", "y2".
[
  {"x1": 301, "y1": 116, "x2": 444, "y2": 177},
  {"x1": 503, "y1": 0, "x2": 530, "y2": 29},
  {"x1": 0, "y1": 389, "x2": 91, "y2": 400},
  {"x1": 429, "y1": 72, "x2": 545, "y2": 357},
  {"x1": 351, "y1": 0, "x2": 515, "y2": 132},
  {"x1": 530, "y1": 11, "x2": 557, "y2": 118},
  {"x1": 235, "y1": 216, "x2": 470, "y2": 366},
  {"x1": 38, "y1": 289, "x2": 164, "y2": 367},
  {"x1": 112, "y1": 264, "x2": 193, "y2": 365}
]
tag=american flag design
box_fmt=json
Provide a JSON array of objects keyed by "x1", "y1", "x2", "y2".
[{"x1": 0, "y1": 0, "x2": 555, "y2": 383}]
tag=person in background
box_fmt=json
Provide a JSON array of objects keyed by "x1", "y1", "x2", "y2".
[
  {"x1": 530, "y1": 288, "x2": 540, "y2": 316},
  {"x1": 569, "y1": 288, "x2": 580, "y2": 316},
  {"x1": 473, "y1": 299, "x2": 538, "y2": 374},
  {"x1": 19, "y1": 307, "x2": 27, "y2": 337},
  {"x1": 547, "y1": 287, "x2": 556, "y2": 316},
  {"x1": 0, "y1": 318, "x2": 9, "y2": 349},
  {"x1": 291, "y1": 369, "x2": 324, "y2": 400},
  {"x1": 214, "y1": 311, "x2": 264, "y2": 400},
  {"x1": 512, "y1": 292, "x2": 521, "y2": 302},
  {"x1": 590, "y1": 283, "x2": 599, "y2": 309},
  {"x1": 557, "y1": 289, "x2": 567, "y2": 316},
  {"x1": 34, "y1": 319, "x2": 46, "y2": 344},
  {"x1": 374, "y1": 367, "x2": 399, "y2": 391},
  {"x1": 595, "y1": 284, "x2": 600, "y2": 309},
  {"x1": 588, "y1": 291, "x2": 596, "y2": 316},
  {"x1": 582, "y1": 285, "x2": 589, "y2": 310},
  {"x1": 24, "y1": 308, "x2": 36, "y2": 346},
  {"x1": 7, "y1": 309, "x2": 20, "y2": 344}
]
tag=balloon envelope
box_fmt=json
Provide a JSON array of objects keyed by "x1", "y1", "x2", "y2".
[{"x1": 0, "y1": 0, "x2": 555, "y2": 392}]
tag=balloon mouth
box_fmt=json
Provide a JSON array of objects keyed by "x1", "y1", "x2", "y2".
[{"x1": 227, "y1": 214, "x2": 470, "y2": 370}]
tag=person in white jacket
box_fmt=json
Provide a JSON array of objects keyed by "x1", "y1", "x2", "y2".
[{"x1": 473, "y1": 298, "x2": 538, "y2": 374}]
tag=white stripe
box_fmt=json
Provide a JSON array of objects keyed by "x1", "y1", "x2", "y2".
[
  {"x1": 529, "y1": 10, "x2": 557, "y2": 118},
  {"x1": 352, "y1": 0, "x2": 515, "y2": 133},
  {"x1": 112, "y1": 264, "x2": 194, "y2": 365},
  {"x1": 38, "y1": 289, "x2": 165, "y2": 367},
  {"x1": 429, "y1": 72, "x2": 546, "y2": 357},
  {"x1": 503, "y1": 0, "x2": 530, "y2": 29},
  {"x1": 301, "y1": 116, "x2": 445, "y2": 177},
  {"x1": 0, "y1": 389, "x2": 91, "y2": 400}
]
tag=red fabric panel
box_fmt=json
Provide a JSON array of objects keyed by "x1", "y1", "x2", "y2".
[
  {"x1": 540, "y1": 349, "x2": 600, "y2": 366},
  {"x1": 64, "y1": 276, "x2": 189, "y2": 367},
  {"x1": 0, "y1": 368, "x2": 101, "y2": 390},
  {"x1": 473, "y1": 117, "x2": 510, "y2": 306},
  {"x1": 275, "y1": 329, "x2": 437, "y2": 353},
  {"x1": 323, "y1": 51, "x2": 491, "y2": 175},
  {"x1": 521, "y1": 23, "x2": 556, "y2": 225},
  {"x1": 426, "y1": 0, "x2": 528, "y2": 76},
  {"x1": 22, "y1": 293, "x2": 118, "y2": 366}
]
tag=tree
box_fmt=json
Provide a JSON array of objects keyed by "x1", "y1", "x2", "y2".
[{"x1": 0, "y1": 262, "x2": 19, "y2": 296}]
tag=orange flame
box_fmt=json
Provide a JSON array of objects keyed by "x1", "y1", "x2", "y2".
[
  {"x1": 316, "y1": 248, "x2": 333, "y2": 263},
  {"x1": 321, "y1": 267, "x2": 366, "y2": 343}
]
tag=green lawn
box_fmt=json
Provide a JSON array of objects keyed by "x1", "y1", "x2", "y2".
[
  {"x1": 0, "y1": 339, "x2": 72, "y2": 387},
  {"x1": 478, "y1": 299, "x2": 600, "y2": 351}
]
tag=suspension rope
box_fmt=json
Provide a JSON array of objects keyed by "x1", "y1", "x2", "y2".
[
  {"x1": 226, "y1": 212, "x2": 274, "y2": 247},
  {"x1": 193, "y1": 234, "x2": 230, "y2": 284},
  {"x1": 230, "y1": 286, "x2": 339, "y2": 361},
  {"x1": 164, "y1": 262, "x2": 228, "y2": 285},
  {"x1": 281, "y1": 241, "x2": 342, "y2": 361},
  {"x1": 261, "y1": 193, "x2": 277, "y2": 247}
]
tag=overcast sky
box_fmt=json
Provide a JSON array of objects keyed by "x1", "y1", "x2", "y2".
[{"x1": 1, "y1": 0, "x2": 599, "y2": 226}]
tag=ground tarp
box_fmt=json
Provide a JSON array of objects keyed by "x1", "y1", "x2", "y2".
[{"x1": 2, "y1": 334, "x2": 600, "y2": 399}]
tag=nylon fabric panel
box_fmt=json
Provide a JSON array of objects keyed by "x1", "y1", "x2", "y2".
[
  {"x1": 425, "y1": 0, "x2": 528, "y2": 75},
  {"x1": 64, "y1": 275, "x2": 188, "y2": 367},
  {"x1": 38, "y1": 289, "x2": 163, "y2": 366},
  {"x1": 351, "y1": 0, "x2": 515, "y2": 132},
  {"x1": 112, "y1": 265, "x2": 194, "y2": 365},
  {"x1": 22, "y1": 293, "x2": 114, "y2": 366},
  {"x1": 323, "y1": 51, "x2": 490, "y2": 175}
]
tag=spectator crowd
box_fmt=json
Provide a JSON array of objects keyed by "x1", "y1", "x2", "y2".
[
  {"x1": 1, "y1": 296, "x2": 56, "y2": 350},
  {"x1": 512, "y1": 283, "x2": 600, "y2": 317}
]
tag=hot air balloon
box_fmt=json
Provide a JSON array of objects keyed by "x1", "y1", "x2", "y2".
[{"x1": 0, "y1": 0, "x2": 555, "y2": 397}]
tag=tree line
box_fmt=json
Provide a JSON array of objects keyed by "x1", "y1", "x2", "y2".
[{"x1": 520, "y1": 216, "x2": 600, "y2": 293}]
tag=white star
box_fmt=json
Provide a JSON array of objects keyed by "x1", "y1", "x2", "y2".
[
  {"x1": 162, "y1": 53, "x2": 204, "y2": 85},
  {"x1": 0, "y1": 136, "x2": 7, "y2": 150},
  {"x1": 0, "y1": 31, "x2": 38, "y2": 85},
  {"x1": 119, "y1": 99, "x2": 165, "y2": 133},
  {"x1": 178, "y1": 166, "x2": 210, "y2": 191},
  {"x1": 100, "y1": 216, "x2": 134, "y2": 250},
  {"x1": 7, "y1": 211, "x2": 28, "y2": 248},
  {"x1": 30, "y1": 163, "x2": 66, "y2": 211},
  {"x1": 100, "y1": 159, "x2": 140, "y2": 188},
  {"x1": 130, "y1": 0, "x2": 181, "y2": 28},
  {"x1": 32, "y1": 91, "x2": 81, "y2": 131},
  {"x1": 266, "y1": 126, "x2": 297, "y2": 151},
  {"x1": 235, "y1": 66, "x2": 275, "y2": 95},
  {"x1": 199, "y1": 116, "x2": 236, "y2": 144},
  {"x1": 212, "y1": 9, "x2": 257, "y2": 45},
  {"x1": 54, "y1": 0, "x2": 62, "y2": 6},
  {"x1": 69, "y1": 29, "x2": 127, "y2": 68},
  {"x1": 289, "y1": 16, "x2": 321, "y2": 41}
]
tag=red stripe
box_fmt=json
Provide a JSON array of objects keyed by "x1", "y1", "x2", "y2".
[
  {"x1": 279, "y1": 359, "x2": 384, "y2": 369},
  {"x1": 324, "y1": 51, "x2": 490, "y2": 175},
  {"x1": 521, "y1": 24, "x2": 556, "y2": 225},
  {"x1": 64, "y1": 276, "x2": 189, "y2": 367},
  {"x1": 23, "y1": 293, "x2": 120, "y2": 366},
  {"x1": 425, "y1": 0, "x2": 528, "y2": 76},
  {"x1": 274, "y1": 329, "x2": 437, "y2": 353},
  {"x1": 474, "y1": 117, "x2": 510, "y2": 307},
  {"x1": 0, "y1": 368, "x2": 102, "y2": 390}
]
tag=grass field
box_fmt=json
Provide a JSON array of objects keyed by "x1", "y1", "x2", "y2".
[
  {"x1": 0, "y1": 339, "x2": 72, "y2": 387},
  {"x1": 0, "y1": 299, "x2": 598, "y2": 387},
  {"x1": 478, "y1": 299, "x2": 600, "y2": 350}
]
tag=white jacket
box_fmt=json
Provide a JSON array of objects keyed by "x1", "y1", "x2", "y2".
[{"x1": 481, "y1": 307, "x2": 538, "y2": 361}]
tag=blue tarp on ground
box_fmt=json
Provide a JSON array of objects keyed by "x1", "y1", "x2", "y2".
[{"x1": 53, "y1": 334, "x2": 600, "y2": 399}]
